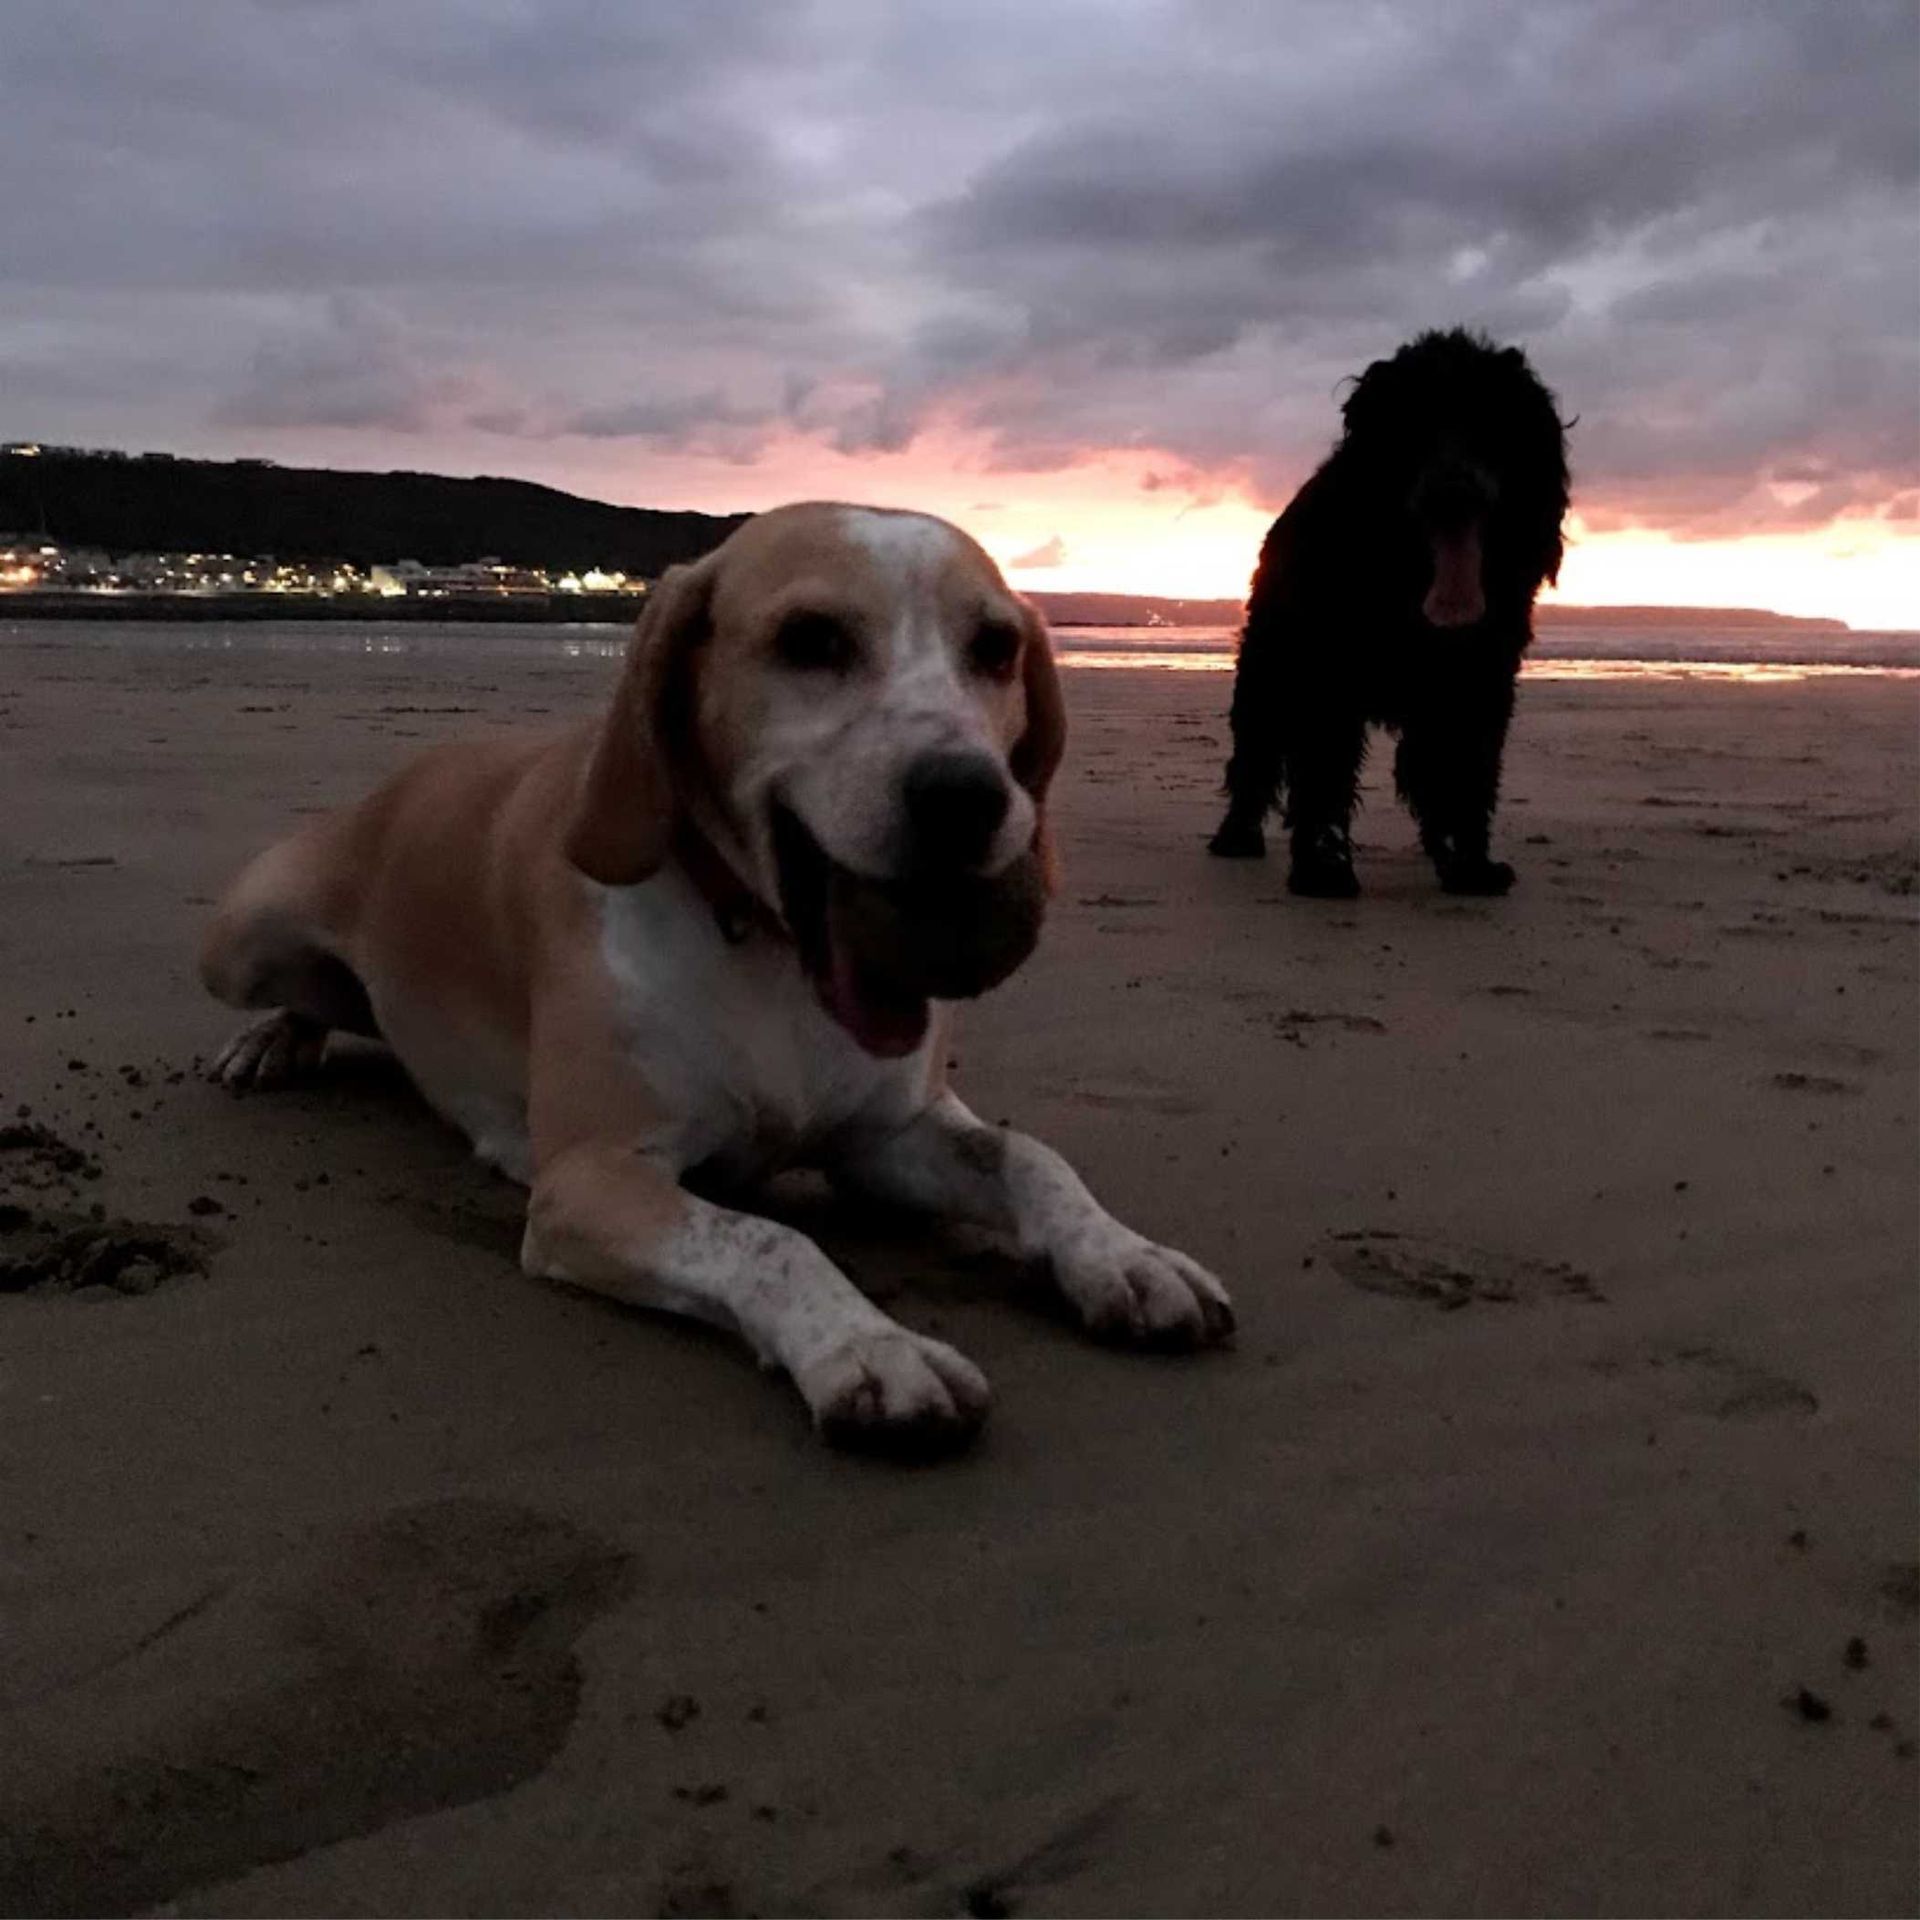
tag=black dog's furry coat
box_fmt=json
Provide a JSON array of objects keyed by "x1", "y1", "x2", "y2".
[{"x1": 1209, "y1": 328, "x2": 1570, "y2": 896}]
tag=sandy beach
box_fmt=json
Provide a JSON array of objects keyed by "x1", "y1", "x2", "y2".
[{"x1": 1, "y1": 630, "x2": 1914, "y2": 1917}]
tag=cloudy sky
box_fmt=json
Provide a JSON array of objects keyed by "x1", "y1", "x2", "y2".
[{"x1": 3, "y1": 0, "x2": 1915, "y2": 621}]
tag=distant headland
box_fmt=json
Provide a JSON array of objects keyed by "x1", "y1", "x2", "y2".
[
  {"x1": 0, "y1": 442, "x2": 745, "y2": 575},
  {"x1": 1025, "y1": 591, "x2": 1850, "y2": 632}
]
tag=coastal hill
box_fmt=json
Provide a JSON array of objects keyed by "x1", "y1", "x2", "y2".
[
  {"x1": 1537, "y1": 603, "x2": 1849, "y2": 632},
  {"x1": 0, "y1": 446, "x2": 747, "y2": 574}
]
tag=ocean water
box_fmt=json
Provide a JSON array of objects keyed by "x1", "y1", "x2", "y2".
[
  {"x1": 1, "y1": 616, "x2": 1915, "y2": 682},
  {"x1": 1049, "y1": 623, "x2": 1920, "y2": 681}
]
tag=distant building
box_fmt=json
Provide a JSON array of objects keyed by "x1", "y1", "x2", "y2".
[
  {"x1": 370, "y1": 560, "x2": 429, "y2": 597},
  {"x1": 372, "y1": 557, "x2": 567, "y2": 596},
  {"x1": 0, "y1": 537, "x2": 373, "y2": 595},
  {"x1": 0, "y1": 535, "x2": 634, "y2": 599}
]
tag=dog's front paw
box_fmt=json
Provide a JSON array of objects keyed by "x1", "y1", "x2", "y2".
[
  {"x1": 209, "y1": 1011, "x2": 327, "y2": 1092},
  {"x1": 1054, "y1": 1229, "x2": 1236, "y2": 1349},
  {"x1": 795, "y1": 1327, "x2": 991, "y2": 1455},
  {"x1": 1207, "y1": 814, "x2": 1266, "y2": 859},
  {"x1": 1287, "y1": 853, "x2": 1360, "y2": 899}
]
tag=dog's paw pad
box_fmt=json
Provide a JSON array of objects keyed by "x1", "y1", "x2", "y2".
[
  {"x1": 210, "y1": 1012, "x2": 326, "y2": 1093},
  {"x1": 1057, "y1": 1234, "x2": 1236, "y2": 1349},
  {"x1": 1207, "y1": 821, "x2": 1266, "y2": 859},
  {"x1": 799, "y1": 1328, "x2": 990, "y2": 1455}
]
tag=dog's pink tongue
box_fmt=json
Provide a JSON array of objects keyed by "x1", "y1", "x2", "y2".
[
  {"x1": 821, "y1": 942, "x2": 930, "y2": 1058},
  {"x1": 1422, "y1": 525, "x2": 1485, "y2": 628}
]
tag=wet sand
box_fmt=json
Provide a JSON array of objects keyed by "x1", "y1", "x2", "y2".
[{"x1": 1, "y1": 633, "x2": 1915, "y2": 1916}]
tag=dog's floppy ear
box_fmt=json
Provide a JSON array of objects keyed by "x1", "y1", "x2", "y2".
[
  {"x1": 565, "y1": 556, "x2": 715, "y2": 885},
  {"x1": 1009, "y1": 597, "x2": 1066, "y2": 804}
]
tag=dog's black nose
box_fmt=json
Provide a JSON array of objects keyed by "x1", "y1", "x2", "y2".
[{"x1": 903, "y1": 752, "x2": 1011, "y2": 869}]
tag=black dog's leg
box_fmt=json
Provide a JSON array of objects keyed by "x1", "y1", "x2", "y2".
[
  {"x1": 1210, "y1": 634, "x2": 1285, "y2": 858},
  {"x1": 1396, "y1": 680, "x2": 1516, "y2": 895},
  {"x1": 1284, "y1": 706, "x2": 1366, "y2": 897}
]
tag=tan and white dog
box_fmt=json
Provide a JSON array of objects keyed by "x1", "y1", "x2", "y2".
[{"x1": 201, "y1": 503, "x2": 1233, "y2": 1449}]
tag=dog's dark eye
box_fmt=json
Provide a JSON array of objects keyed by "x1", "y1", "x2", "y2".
[
  {"x1": 968, "y1": 619, "x2": 1022, "y2": 682},
  {"x1": 774, "y1": 611, "x2": 855, "y2": 673}
]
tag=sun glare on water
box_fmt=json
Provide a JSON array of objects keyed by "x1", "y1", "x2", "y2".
[
  {"x1": 977, "y1": 481, "x2": 1915, "y2": 630},
  {"x1": 1548, "y1": 520, "x2": 1917, "y2": 632}
]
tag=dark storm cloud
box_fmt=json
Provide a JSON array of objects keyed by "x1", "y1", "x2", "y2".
[
  {"x1": 0, "y1": 0, "x2": 1913, "y2": 533},
  {"x1": 903, "y1": 0, "x2": 1919, "y2": 525},
  {"x1": 216, "y1": 298, "x2": 491, "y2": 433}
]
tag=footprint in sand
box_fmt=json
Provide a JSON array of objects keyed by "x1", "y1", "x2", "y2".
[
  {"x1": 382, "y1": 1190, "x2": 525, "y2": 1259},
  {"x1": 1077, "y1": 890, "x2": 1169, "y2": 936},
  {"x1": 1767, "y1": 1071, "x2": 1860, "y2": 1096},
  {"x1": 1058, "y1": 1083, "x2": 1204, "y2": 1118},
  {"x1": 0, "y1": 1499, "x2": 631, "y2": 1916},
  {"x1": 1319, "y1": 1229, "x2": 1603, "y2": 1309},
  {"x1": 1594, "y1": 1344, "x2": 1819, "y2": 1422},
  {"x1": 1793, "y1": 850, "x2": 1919, "y2": 897},
  {"x1": 1254, "y1": 1009, "x2": 1388, "y2": 1048}
]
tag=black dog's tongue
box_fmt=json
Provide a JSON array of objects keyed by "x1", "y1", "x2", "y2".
[{"x1": 1422, "y1": 524, "x2": 1485, "y2": 628}]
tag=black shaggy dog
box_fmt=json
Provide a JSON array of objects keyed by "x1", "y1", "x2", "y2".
[{"x1": 1208, "y1": 327, "x2": 1570, "y2": 897}]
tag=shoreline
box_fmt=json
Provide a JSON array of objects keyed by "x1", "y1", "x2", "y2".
[
  {"x1": 0, "y1": 588, "x2": 1861, "y2": 634},
  {"x1": 5, "y1": 608, "x2": 1914, "y2": 677},
  {"x1": 0, "y1": 588, "x2": 651, "y2": 623}
]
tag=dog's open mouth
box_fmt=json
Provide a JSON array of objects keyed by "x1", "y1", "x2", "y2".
[{"x1": 770, "y1": 803, "x2": 1046, "y2": 1058}]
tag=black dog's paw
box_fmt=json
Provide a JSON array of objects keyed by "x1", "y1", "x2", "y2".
[
  {"x1": 1288, "y1": 825, "x2": 1358, "y2": 896},
  {"x1": 1207, "y1": 816, "x2": 1267, "y2": 859},
  {"x1": 1287, "y1": 854, "x2": 1361, "y2": 898},
  {"x1": 1439, "y1": 857, "x2": 1516, "y2": 897}
]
